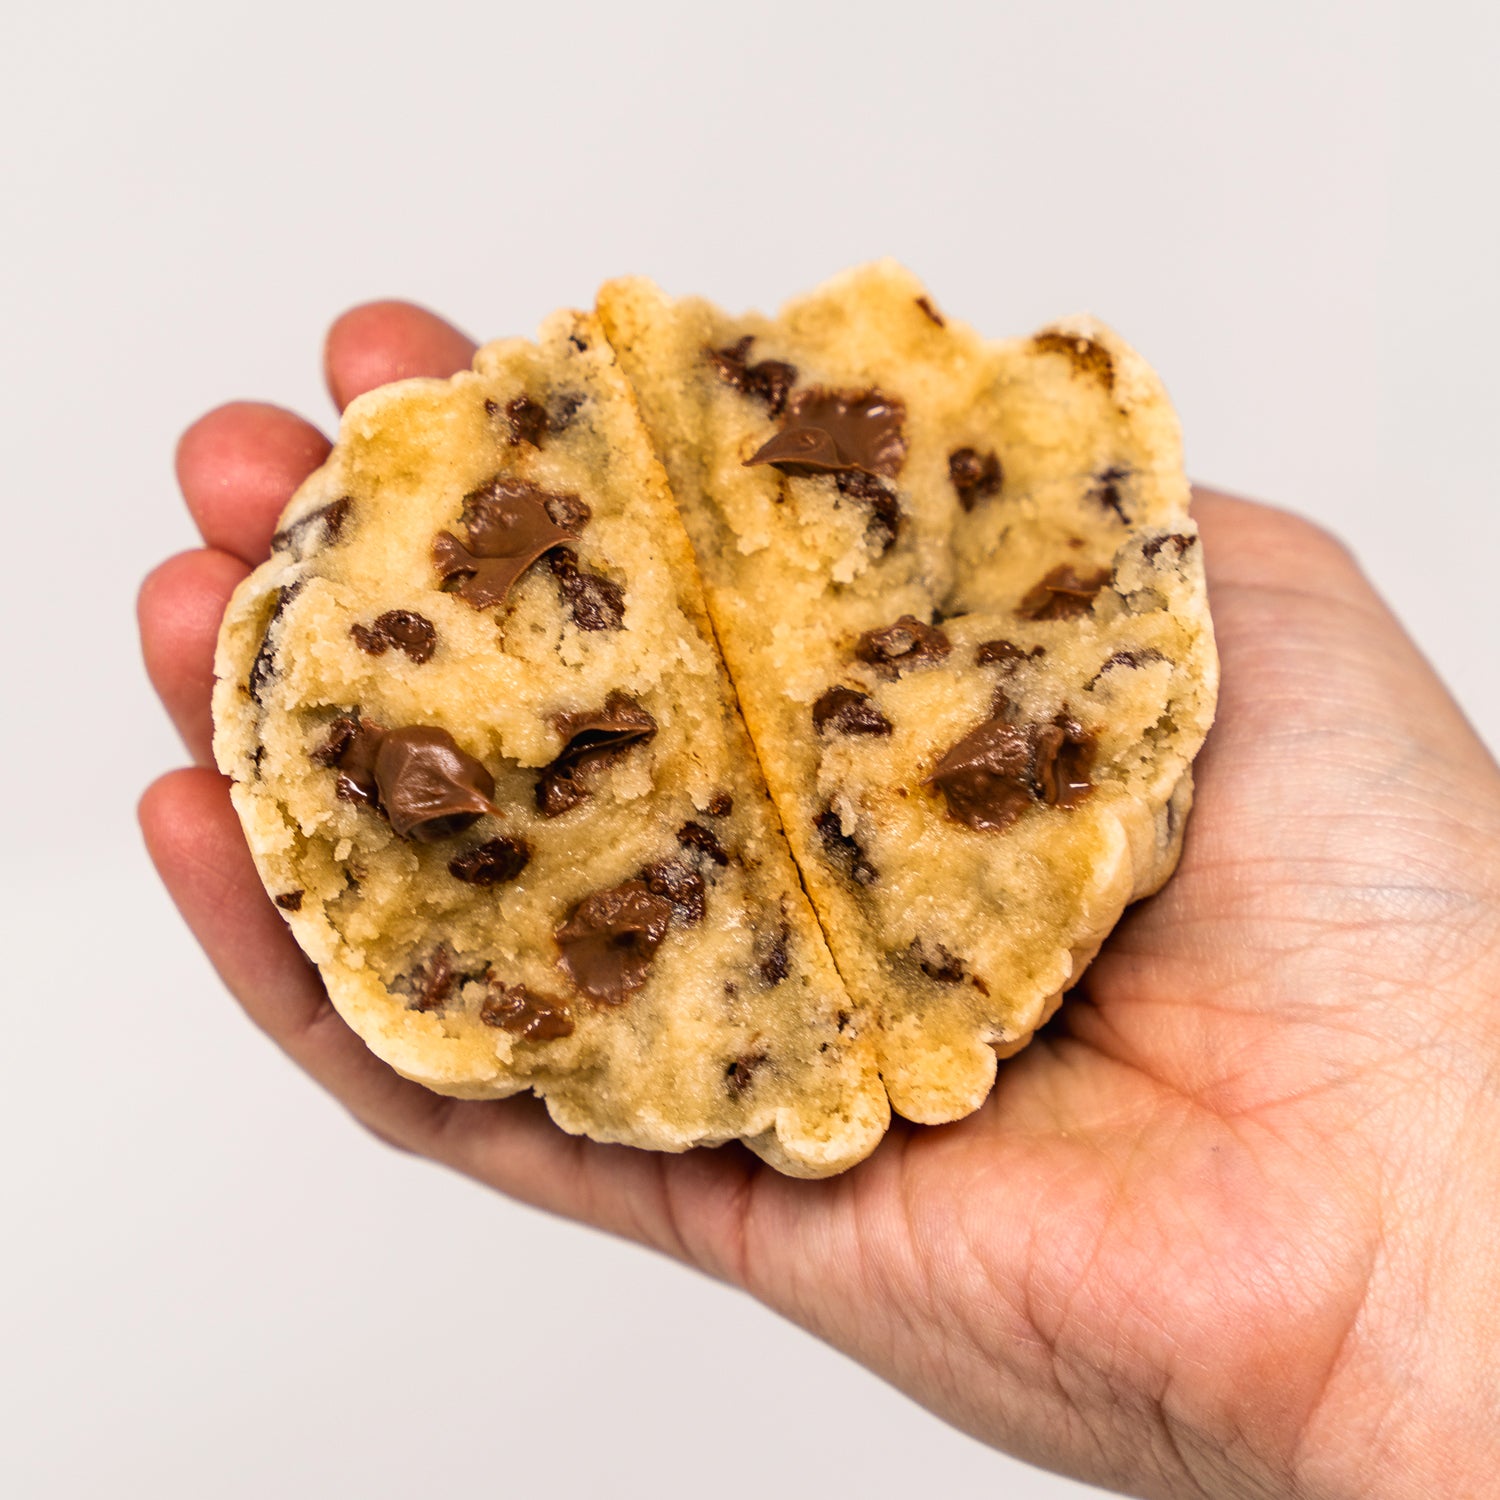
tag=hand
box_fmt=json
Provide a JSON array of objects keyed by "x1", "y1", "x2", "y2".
[{"x1": 138, "y1": 302, "x2": 1500, "y2": 1500}]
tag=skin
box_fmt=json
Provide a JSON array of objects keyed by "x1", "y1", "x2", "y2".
[{"x1": 138, "y1": 300, "x2": 1500, "y2": 1500}]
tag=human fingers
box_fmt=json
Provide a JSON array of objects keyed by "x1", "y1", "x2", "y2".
[
  {"x1": 324, "y1": 300, "x2": 477, "y2": 412},
  {"x1": 176, "y1": 402, "x2": 332, "y2": 564},
  {"x1": 138, "y1": 549, "x2": 249, "y2": 764},
  {"x1": 138, "y1": 766, "x2": 768, "y2": 1272},
  {"x1": 1191, "y1": 487, "x2": 1498, "y2": 785}
]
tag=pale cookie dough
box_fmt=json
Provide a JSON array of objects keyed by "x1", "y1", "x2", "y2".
[
  {"x1": 213, "y1": 309, "x2": 889, "y2": 1177},
  {"x1": 597, "y1": 263, "x2": 1218, "y2": 1122}
]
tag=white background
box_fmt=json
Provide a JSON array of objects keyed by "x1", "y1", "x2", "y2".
[{"x1": 2, "y1": 3, "x2": 1496, "y2": 1496}]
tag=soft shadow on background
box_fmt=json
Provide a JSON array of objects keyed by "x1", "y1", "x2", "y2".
[{"x1": 2, "y1": 3, "x2": 1495, "y2": 1496}]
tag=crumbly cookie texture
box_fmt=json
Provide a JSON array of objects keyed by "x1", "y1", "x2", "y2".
[
  {"x1": 212, "y1": 309, "x2": 889, "y2": 1177},
  {"x1": 597, "y1": 262, "x2": 1218, "y2": 1122}
]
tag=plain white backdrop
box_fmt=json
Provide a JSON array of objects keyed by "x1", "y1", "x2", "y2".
[{"x1": 2, "y1": 3, "x2": 1495, "y2": 1496}]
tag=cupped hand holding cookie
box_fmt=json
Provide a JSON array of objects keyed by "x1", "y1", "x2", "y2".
[{"x1": 138, "y1": 302, "x2": 1500, "y2": 1500}]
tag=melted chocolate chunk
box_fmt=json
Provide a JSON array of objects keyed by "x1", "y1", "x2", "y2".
[
  {"x1": 641, "y1": 858, "x2": 706, "y2": 924},
  {"x1": 948, "y1": 447, "x2": 1003, "y2": 511},
  {"x1": 812, "y1": 686, "x2": 892, "y2": 738},
  {"x1": 928, "y1": 718, "x2": 1037, "y2": 831},
  {"x1": 374, "y1": 727, "x2": 497, "y2": 842},
  {"x1": 274, "y1": 891, "x2": 303, "y2": 912},
  {"x1": 705, "y1": 336, "x2": 797, "y2": 417},
  {"x1": 536, "y1": 694, "x2": 657, "y2": 817},
  {"x1": 725, "y1": 1051, "x2": 768, "y2": 1097},
  {"x1": 975, "y1": 639, "x2": 1045, "y2": 671},
  {"x1": 835, "y1": 468, "x2": 902, "y2": 552},
  {"x1": 504, "y1": 395, "x2": 549, "y2": 447},
  {"x1": 350, "y1": 609, "x2": 437, "y2": 664},
  {"x1": 448, "y1": 836, "x2": 531, "y2": 886},
  {"x1": 311, "y1": 714, "x2": 385, "y2": 807},
  {"x1": 706, "y1": 793, "x2": 733, "y2": 818},
  {"x1": 433, "y1": 477, "x2": 585, "y2": 609},
  {"x1": 1090, "y1": 466, "x2": 1130, "y2": 523},
  {"x1": 396, "y1": 947, "x2": 467, "y2": 1013},
  {"x1": 929, "y1": 713, "x2": 1096, "y2": 830},
  {"x1": 1030, "y1": 718, "x2": 1096, "y2": 809},
  {"x1": 912, "y1": 939, "x2": 965, "y2": 983},
  {"x1": 1017, "y1": 565, "x2": 1111, "y2": 621},
  {"x1": 915, "y1": 295, "x2": 945, "y2": 327},
  {"x1": 480, "y1": 979, "x2": 574, "y2": 1041},
  {"x1": 1033, "y1": 330, "x2": 1116, "y2": 390},
  {"x1": 270, "y1": 497, "x2": 352, "y2": 558},
  {"x1": 548, "y1": 549, "x2": 625, "y2": 631},
  {"x1": 854, "y1": 615, "x2": 952, "y2": 676},
  {"x1": 555, "y1": 881, "x2": 674, "y2": 1004},
  {"x1": 814, "y1": 809, "x2": 878, "y2": 886},
  {"x1": 677, "y1": 820, "x2": 730, "y2": 867},
  {"x1": 744, "y1": 388, "x2": 907, "y2": 478}
]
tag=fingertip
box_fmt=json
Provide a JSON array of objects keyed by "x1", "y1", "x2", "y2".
[
  {"x1": 138, "y1": 549, "x2": 248, "y2": 764},
  {"x1": 176, "y1": 402, "x2": 332, "y2": 562},
  {"x1": 324, "y1": 300, "x2": 479, "y2": 411}
]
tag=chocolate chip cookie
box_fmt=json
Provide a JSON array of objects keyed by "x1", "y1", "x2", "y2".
[
  {"x1": 213, "y1": 311, "x2": 889, "y2": 1176},
  {"x1": 598, "y1": 263, "x2": 1218, "y2": 1122}
]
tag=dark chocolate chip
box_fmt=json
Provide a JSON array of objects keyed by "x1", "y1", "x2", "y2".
[
  {"x1": 274, "y1": 891, "x2": 304, "y2": 912},
  {"x1": 814, "y1": 809, "x2": 878, "y2": 886},
  {"x1": 550, "y1": 392, "x2": 585, "y2": 431},
  {"x1": 854, "y1": 615, "x2": 951, "y2": 676},
  {"x1": 373, "y1": 727, "x2": 497, "y2": 842},
  {"x1": 915, "y1": 295, "x2": 946, "y2": 327},
  {"x1": 504, "y1": 395, "x2": 550, "y2": 447},
  {"x1": 311, "y1": 714, "x2": 385, "y2": 807},
  {"x1": 396, "y1": 946, "x2": 467, "y2": 1013},
  {"x1": 677, "y1": 821, "x2": 730, "y2": 867},
  {"x1": 1030, "y1": 717, "x2": 1096, "y2": 809},
  {"x1": 535, "y1": 693, "x2": 657, "y2": 818},
  {"x1": 350, "y1": 609, "x2": 437, "y2": 664},
  {"x1": 948, "y1": 447, "x2": 1003, "y2": 511},
  {"x1": 270, "y1": 497, "x2": 352, "y2": 558},
  {"x1": 756, "y1": 922, "x2": 790, "y2": 987},
  {"x1": 1016, "y1": 565, "x2": 1111, "y2": 621},
  {"x1": 641, "y1": 858, "x2": 706, "y2": 924},
  {"x1": 448, "y1": 836, "x2": 531, "y2": 886},
  {"x1": 928, "y1": 718, "x2": 1037, "y2": 831},
  {"x1": 548, "y1": 549, "x2": 626, "y2": 631},
  {"x1": 975, "y1": 639, "x2": 1045, "y2": 671},
  {"x1": 480, "y1": 979, "x2": 574, "y2": 1041},
  {"x1": 1090, "y1": 466, "x2": 1131, "y2": 523},
  {"x1": 812, "y1": 686, "x2": 892, "y2": 738},
  {"x1": 1088, "y1": 648, "x2": 1165, "y2": 688},
  {"x1": 1142, "y1": 532, "x2": 1197, "y2": 563},
  {"x1": 247, "y1": 584, "x2": 301, "y2": 705},
  {"x1": 929, "y1": 713, "x2": 1096, "y2": 830},
  {"x1": 705, "y1": 337, "x2": 798, "y2": 417},
  {"x1": 555, "y1": 880, "x2": 674, "y2": 1004},
  {"x1": 912, "y1": 939, "x2": 965, "y2": 983},
  {"x1": 433, "y1": 477, "x2": 585, "y2": 610},
  {"x1": 725, "y1": 1051, "x2": 768, "y2": 1097},
  {"x1": 834, "y1": 468, "x2": 902, "y2": 552},
  {"x1": 1033, "y1": 329, "x2": 1116, "y2": 390},
  {"x1": 744, "y1": 387, "x2": 907, "y2": 478}
]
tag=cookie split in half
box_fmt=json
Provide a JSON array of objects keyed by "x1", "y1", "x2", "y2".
[{"x1": 214, "y1": 265, "x2": 1217, "y2": 1171}]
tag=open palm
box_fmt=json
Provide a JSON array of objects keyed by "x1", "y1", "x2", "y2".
[{"x1": 140, "y1": 303, "x2": 1500, "y2": 1500}]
